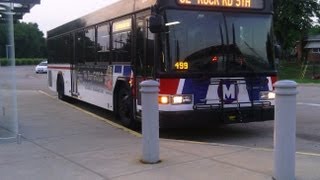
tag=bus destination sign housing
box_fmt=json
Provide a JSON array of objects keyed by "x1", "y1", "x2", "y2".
[{"x1": 177, "y1": 0, "x2": 264, "y2": 9}]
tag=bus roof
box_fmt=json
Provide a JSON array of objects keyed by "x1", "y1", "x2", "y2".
[
  {"x1": 47, "y1": 0, "x2": 156, "y2": 38},
  {"x1": 47, "y1": 0, "x2": 273, "y2": 38}
]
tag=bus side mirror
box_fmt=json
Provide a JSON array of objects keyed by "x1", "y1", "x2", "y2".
[
  {"x1": 149, "y1": 15, "x2": 165, "y2": 33},
  {"x1": 274, "y1": 44, "x2": 281, "y2": 59}
]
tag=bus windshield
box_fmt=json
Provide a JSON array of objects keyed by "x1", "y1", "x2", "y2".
[{"x1": 160, "y1": 10, "x2": 275, "y2": 76}]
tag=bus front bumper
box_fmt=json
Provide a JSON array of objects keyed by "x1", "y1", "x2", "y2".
[{"x1": 159, "y1": 106, "x2": 274, "y2": 124}]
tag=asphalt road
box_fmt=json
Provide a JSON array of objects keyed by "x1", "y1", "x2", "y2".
[{"x1": 2, "y1": 65, "x2": 320, "y2": 154}]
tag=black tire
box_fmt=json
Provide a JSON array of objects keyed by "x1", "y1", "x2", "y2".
[
  {"x1": 57, "y1": 76, "x2": 65, "y2": 100},
  {"x1": 116, "y1": 83, "x2": 135, "y2": 128}
]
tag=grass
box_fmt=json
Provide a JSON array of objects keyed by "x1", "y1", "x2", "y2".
[
  {"x1": 278, "y1": 61, "x2": 320, "y2": 84},
  {"x1": 0, "y1": 58, "x2": 44, "y2": 66}
]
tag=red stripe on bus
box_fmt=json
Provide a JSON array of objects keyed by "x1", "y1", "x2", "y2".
[
  {"x1": 159, "y1": 79, "x2": 180, "y2": 94},
  {"x1": 271, "y1": 76, "x2": 277, "y2": 84},
  {"x1": 271, "y1": 76, "x2": 278, "y2": 90},
  {"x1": 48, "y1": 66, "x2": 72, "y2": 70}
]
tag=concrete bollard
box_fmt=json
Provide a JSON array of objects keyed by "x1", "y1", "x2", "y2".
[
  {"x1": 140, "y1": 80, "x2": 160, "y2": 164},
  {"x1": 273, "y1": 80, "x2": 298, "y2": 180}
]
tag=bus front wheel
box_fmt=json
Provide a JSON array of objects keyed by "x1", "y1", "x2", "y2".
[{"x1": 116, "y1": 84, "x2": 134, "y2": 128}]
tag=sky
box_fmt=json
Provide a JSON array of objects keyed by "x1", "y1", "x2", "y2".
[
  {"x1": 22, "y1": 0, "x2": 119, "y2": 36},
  {"x1": 20, "y1": 0, "x2": 320, "y2": 36}
]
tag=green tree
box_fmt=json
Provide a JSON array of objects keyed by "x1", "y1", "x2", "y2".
[
  {"x1": 0, "y1": 22, "x2": 46, "y2": 58},
  {"x1": 14, "y1": 22, "x2": 46, "y2": 58},
  {"x1": 273, "y1": 0, "x2": 320, "y2": 58}
]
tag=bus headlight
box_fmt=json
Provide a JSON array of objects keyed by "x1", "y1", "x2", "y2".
[
  {"x1": 171, "y1": 95, "x2": 193, "y2": 105},
  {"x1": 260, "y1": 91, "x2": 275, "y2": 100},
  {"x1": 172, "y1": 96, "x2": 183, "y2": 104},
  {"x1": 158, "y1": 95, "x2": 193, "y2": 105}
]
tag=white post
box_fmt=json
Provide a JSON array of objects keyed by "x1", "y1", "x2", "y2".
[
  {"x1": 274, "y1": 80, "x2": 298, "y2": 180},
  {"x1": 140, "y1": 80, "x2": 160, "y2": 164}
]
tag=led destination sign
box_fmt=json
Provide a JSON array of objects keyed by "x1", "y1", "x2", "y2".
[{"x1": 177, "y1": 0, "x2": 264, "y2": 9}]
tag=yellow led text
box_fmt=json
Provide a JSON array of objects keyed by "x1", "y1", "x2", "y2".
[
  {"x1": 178, "y1": 0, "x2": 252, "y2": 8},
  {"x1": 175, "y1": 62, "x2": 189, "y2": 70},
  {"x1": 179, "y1": 0, "x2": 192, "y2": 4}
]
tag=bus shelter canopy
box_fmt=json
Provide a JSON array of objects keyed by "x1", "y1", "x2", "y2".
[{"x1": 0, "y1": 0, "x2": 40, "y2": 23}]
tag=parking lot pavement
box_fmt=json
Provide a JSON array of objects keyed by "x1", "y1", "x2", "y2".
[{"x1": 0, "y1": 90, "x2": 320, "y2": 180}]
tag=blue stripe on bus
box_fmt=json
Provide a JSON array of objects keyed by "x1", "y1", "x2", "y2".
[
  {"x1": 123, "y1": 66, "x2": 131, "y2": 76},
  {"x1": 245, "y1": 77, "x2": 269, "y2": 101},
  {"x1": 182, "y1": 79, "x2": 210, "y2": 104},
  {"x1": 114, "y1": 66, "x2": 122, "y2": 73}
]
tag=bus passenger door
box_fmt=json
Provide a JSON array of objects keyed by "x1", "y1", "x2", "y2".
[{"x1": 135, "y1": 14, "x2": 155, "y2": 106}]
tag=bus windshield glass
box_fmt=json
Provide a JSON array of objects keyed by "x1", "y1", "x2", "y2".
[{"x1": 160, "y1": 10, "x2": 275, "y2": 76}]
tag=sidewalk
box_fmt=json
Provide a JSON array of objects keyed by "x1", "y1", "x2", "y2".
[{"x1": 0, "y1": 90, "x2": 320, "y2": 180}]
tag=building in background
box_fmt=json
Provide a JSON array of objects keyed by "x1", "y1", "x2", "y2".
[{"x1": 304, "y1": 35, "x2": 320, "y2": 62}]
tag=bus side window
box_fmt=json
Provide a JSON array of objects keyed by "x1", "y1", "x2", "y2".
[
  {"x1": 112, "y1": 18, "x2": 132, "y2": 63},
  {"x1": 75, "y1": 31, "x2": 85, "y2": 64},
  {"x1": 62, "y1": 35, "x2": 72, "y2": 64},
  {"x1": 84, "y1": 28, "x2": 96, "y2": 63},
  {"x1": 112, "y1": 31, "x2": 131, "y2": 62},
  {"x1": 97, "y1": 24, "x2": 111, "y2": 63},
  {"x1": 47, "y1": 38, "x2": 55, "y2": 63},
  {"x1": 55, "y1": 37, "x2": 62, "y2": 63},
  {"x1": 57, "y1": 37, "x2": 70, "y2": 64}
]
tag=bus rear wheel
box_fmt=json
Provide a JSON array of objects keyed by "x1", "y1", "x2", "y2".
[
  {"x1": 116, "y1": 84, "x2": 134, "y2": 128},
  {"x1": 57, "y1": 76, "x2": 65, "y2": 100}
]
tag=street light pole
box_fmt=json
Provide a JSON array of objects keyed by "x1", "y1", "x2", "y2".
[{"x1": 4, "y1": 3, "x2": 20, "y2": 144}]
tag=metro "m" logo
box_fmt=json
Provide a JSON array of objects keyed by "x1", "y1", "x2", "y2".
[
  {"x1": 223, "y1": 84, "x2": 236, "y2": 99},
  {"x1": 218, "y1": 80, "x2": 239, "y2": 104}
]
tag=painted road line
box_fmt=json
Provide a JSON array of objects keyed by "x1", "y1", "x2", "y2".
[
  {"x1": 37, "y1": 90, "x2": 142, "y2": 138},
  {"x1": 297, "y1": 102, "x2": 320, "y2": 107}
]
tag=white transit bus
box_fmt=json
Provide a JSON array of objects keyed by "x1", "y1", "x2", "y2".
[{"x1": 47, "y1": 0, "x2": 277, "y2": 127}]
